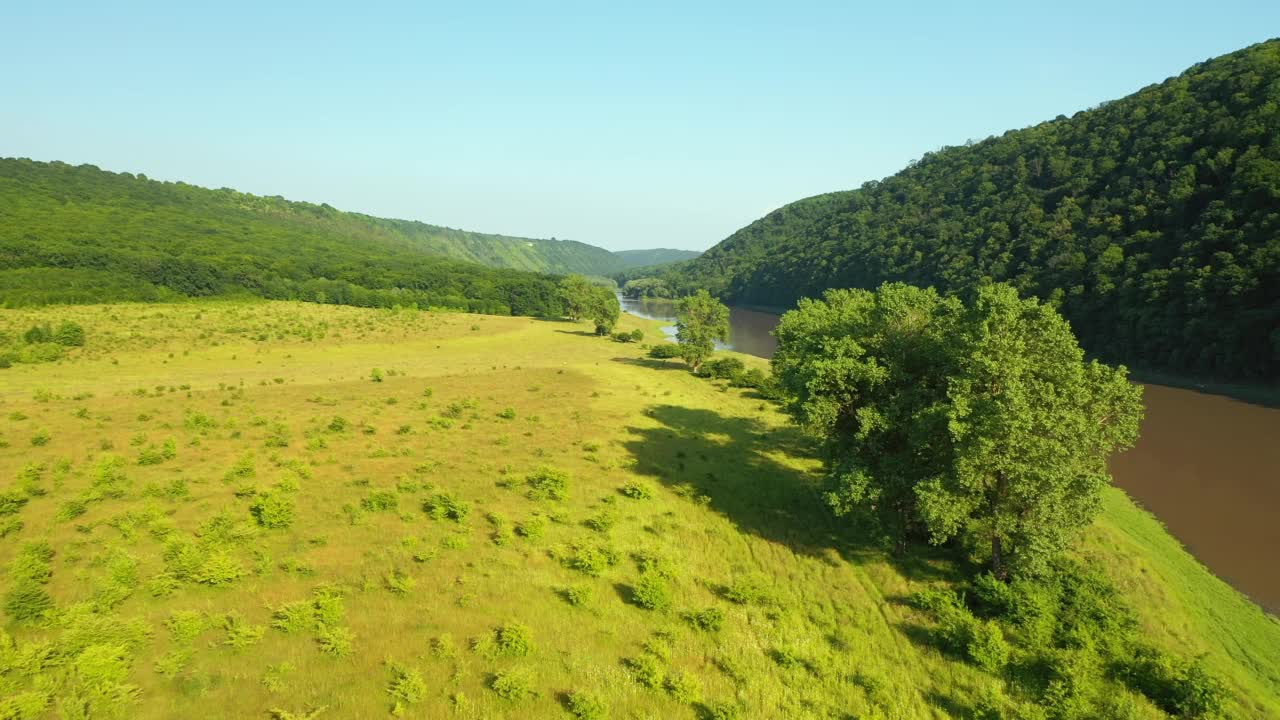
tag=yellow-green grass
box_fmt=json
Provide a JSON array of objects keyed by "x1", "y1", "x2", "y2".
[{"x1": 0, "y1": 300, "x2": 1275, "y2": 719}]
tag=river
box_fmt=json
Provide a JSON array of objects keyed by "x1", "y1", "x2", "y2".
[{"x1": 621, "y1": 295, "x2": 1280, "y2": 613}]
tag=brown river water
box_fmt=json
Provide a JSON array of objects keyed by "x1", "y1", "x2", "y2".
[{"x1": 622, "y1": 295, "x2": 1280, "y2": 613}]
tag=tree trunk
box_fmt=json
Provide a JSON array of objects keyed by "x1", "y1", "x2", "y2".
[{"x1": 991, "y1": 534, "x2": 1007, "y2": 580}]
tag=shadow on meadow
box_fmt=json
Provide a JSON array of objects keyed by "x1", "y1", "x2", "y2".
[
  {"x1": 621, "y1": 403, "x2": 961, "y2": 585},
  {"x1": 609, "y1": 356, "x2": 688, "y2": 372}
]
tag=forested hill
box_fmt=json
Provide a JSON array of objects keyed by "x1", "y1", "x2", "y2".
[
  {"x1": 666, "y1": 39, "x2": 1280, "y2": 382},
  {"x1": 0, "y1": 158, "x2": 589, "y2": 313},
  {"x1": 0, "y1": 158, "x2": 688, "y2": 292},
  {"x1": 613, "y1": 248, "x2": 702, "y2": 268}
]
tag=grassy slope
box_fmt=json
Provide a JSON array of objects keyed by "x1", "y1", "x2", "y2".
[{"x1": 0, "y1": 302, "x2": 1275, "y2": 719}]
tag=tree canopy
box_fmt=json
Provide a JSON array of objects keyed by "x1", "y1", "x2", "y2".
[
  {"x1": 675, "y1": 290, "x2": 729, "y2": 371},
  {"x1": 772, "y1": 283, "x2": 1143, "y2": 578},
  {"x1": 661, "y1": 39, "x2": 1280, "y2": 383}
]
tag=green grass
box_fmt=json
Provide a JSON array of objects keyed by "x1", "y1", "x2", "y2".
[{"x1": 0, "y1": 300, "x2": 1275, "y2": 718}]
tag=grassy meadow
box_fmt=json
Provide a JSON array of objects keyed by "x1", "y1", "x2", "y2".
[{"x1": 0, "y1": 301, "x2": 1277, "y2": 719}]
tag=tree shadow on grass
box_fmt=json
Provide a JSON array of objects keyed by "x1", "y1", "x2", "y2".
[
  {"x1": 622, "y1": 403, "x2": 963, "y2": 578},
  {"x1": 555, "y1": 329, "x2": 600, "y2": 337},
  {"x1": 610, "y1": 356, "x2": 689, "y2": 372}
]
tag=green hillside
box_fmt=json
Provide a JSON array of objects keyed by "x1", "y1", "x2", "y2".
[
  {"x1": 0, "y1": 159, "x2": 690, "y2": 310},
  {"x1": 613, "y1": 248, "x2": 702, "y2": 268},
  {"x1": 661, "y1": 39, "x2": 1280, "y2": 383}
]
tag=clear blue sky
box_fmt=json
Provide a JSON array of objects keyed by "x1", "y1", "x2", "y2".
[{"x1": 3, "y1": 2, "x2": 1276, "y2": 251}]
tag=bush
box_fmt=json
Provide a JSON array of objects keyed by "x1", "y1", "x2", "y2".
[
  {"x1": 361, "y1": 490, "x2": 399, "y2": 512},
  {"x1": 611, "y1": 331, "x2": 635, "y2": 343},
  {"x1": 1123, "y1": 645, "x2": 1228, "y2": 719},
  {"x1": 494, "y1": 621, "x2": 535, "y2": 656},
  {"x1": 317, "y1": 625, "x2": 355, "y2": 657},
  {"x1": 53, "y1": 321, "x2": 86, "y2": 347},
  {"x1": 526, "y1": 467, "x2": 570, "y2": 500},
  {"x1": 490, "y1": 669, "x2": 537, "y2": 701},
  {"x1": 722, "y1": 574, "x2": 772, "y2": 605},
  {"x1": 700, "y1": 701, "x2": 744, "y2": 720},
  {"x1": 3, "y1": 581, "x2": 53, "y2": 622},
  {"x1": 566, "y1": 691, "x2": 607, "y2": 720},
  {"x1": 515, "y1": 516, "x2": 547, "y2": 540},
  {"x1": 30, "y1": 429, "x2": 51, "y2": 446},
  {"x1": 250, "y1": 492, "x2": 296, "y2": 529},
  {"x1": 0, "y1": 490, "x2": 29, "y2": 516},
  {"x1": 626, "y1": 654, "x2": 666, "y2": 689},
  {"x1": 729, "y1": 367, "x2": 767, "y2": 388},
  {"x1": 630, "y1": 329, "x2": 644, "y2": 342},
  {"x1": 966, "y1": 619, "x2": 1011, "y2": 672},
  {"x1": 561, "y1": 585, "x2": 593, "y2": 606},
  {"x1": 682, "y1": 607, "x2": 725, "y2": 632},
  {"x1": 664, "y1": 670, "x2": 702, "y2": 704},
  {"x1": 631, "y1": 572, "x2": 673, "y2": 611},
  {"x1": 648, "y1": 344, "x2": 682, "y2": 359},
  {"x1": 22, "y1": 324, "x2": 51, "y2": 344},
  {"x1": 700, "y1": 357, "x2": 745, "y2": 379},
  {"x1": 370, "y1": 368, "x2": 384, "y2": 382},
  {"x1": 561, "y1": 542, "x2": 621, "y2": 577},
  {"x1": 424, "y1": 493, "x2": 471, "y2": 522},
  {"x1": 387, "y1": 663, "x2": 428, "y2": 706},
  {"x1": 620, "y1": 481, "x2": 654, "y2": 500}
]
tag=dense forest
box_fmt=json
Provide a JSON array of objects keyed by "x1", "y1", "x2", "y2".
[
  {"x1": 0, "y1": 159, "x2": 696, "y2": 313},
  {"x1": 656, "y1": 40, "x2": 1280, "y2": 382}
]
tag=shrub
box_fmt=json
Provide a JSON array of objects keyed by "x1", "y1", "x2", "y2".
[
  {"x1": 682, "y1": 607, "x2": 725, "y2": 632},
  {"x1": 729, "y1": 367, "x2": 767, "y2": 389},
  {"x1": 631, "y1": 572, "x2": 673, "y2": 611},
  {"x1": 561, "y1": 584, "x2": 593, "y2": 606},
  {"x1": 566, "y1": 691, "x2": 607, "y2": 720},
  {"x1": 387, "y1": 663, "x2": 428, "y2": 706},
  {"x1": 317, "y1": 625, "x2": 355, "y2": 657},
  {"x1": 630, "y1": 329, "x2": 644, "y2": 342},
  {"x1": 700, "y1": 357, "x2": 744, "y2": 379},
  {"x1": 385, "y1": 570, "x2": 416, "y2": 595},
  {"x1": 633, "y1": 550, "x2": 679, "y2": 580},
  {"x1": 498, "y1": 407, "x2": 516, "y2": 419},
  {"x1": 424, "y1": 493, "x2": 471, "y2": 522},
  {"x1": 193, "y1": 551, "x2": 245, "y2": 586},
  {"x1": 626, "y1": 654, "x2": 666, "y2": 688},
  {"x1": 30, "y1": 429, "x2": 51, "y2": 447},
  {"x1": 3, "y1": 581, "x2": 53, "y2": 622},
  {"x1": 493, "y1": 621, "x2": 535, "y2": 656},
  {"x1": 1122, "y1": 645, "x2": 1228, "y2": 719},
  {"x1": 722, "y1": 574, "x2": 772, "y2": 605},
  {"x1": 610, "y1": 331, "x2": 634, "y2": 343},
  {"x1": 250, "y1": 493, "x2": 296, "y2": 529},
  {"x1": 584, "y1": 509, "x2": 618, "y2": 533},
  {"x1": 490, "y1": 669, "x2": 537, "y2": 701},
  {"x1": 53, "y1": 321, "x2": 87, "y2": 346},
  {"x1": 966, "y1": 619, "x2": 1010, "y2": 672},
  {"x1": 515, "y1": 516, "x2": 547, "y2": 540},
  {"x1": 664, "y1": 670, "x2": 702, "y2": 704},
  {"x1": 370, "y1": 368, "x2": 384, "y2": 382},
  {"x1": 648, "y1": 344, "x2": 682, "y2": 359},
  {"x1": 0, "y1": 490, "x2": 29, "y2": 516},
  {"x1": 361, "y1": 490, "x2": 399, "y2": 512},
  {"x1": 620, "y1": 481, "x2": 654, "y2": 500},
  {"x1": 700, "y1": 701, "x2": 743, "y2": 720},
  {"x1": 562, "y1": 542, "x2": 621, "y2": 576},
  {"x1": 526, "y1": 467, "x2": 570, "y2": 500},
  {"x1": 22, "y1": 324, "x2": 51, "y2": 343},
  {"x1": 223, "y1": 613, "x2": 266, "y2": 649}
]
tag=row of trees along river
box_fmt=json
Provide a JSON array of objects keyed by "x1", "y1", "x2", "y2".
[{"x1": 620, "y1": 294, "x2": 1280, "y2": 614}]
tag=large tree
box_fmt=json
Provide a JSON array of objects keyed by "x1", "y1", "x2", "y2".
[
  {"x1": 772, "y1": 283, "x2": 1143, "y2": 577},
  {"x1": 558, "y1": 274, "x2": 595, "y2": 321},
  {"x1": 586, "y1": 286, "x2": 620, "y2": 335},
  {"x1": 674, "y1": 290, "x2": 729, "y2": 371}
]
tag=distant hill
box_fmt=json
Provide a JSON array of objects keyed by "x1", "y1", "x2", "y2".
[
  {"x1": 0, "y1": 159, "x2": 691, "y2": 310},
  {"x1": 613, "y1": 248, "x2": 701, "y2": 268},
  {"x1": 0, "y1": 158, "x2": 577, "y2": 313},
  {"x1": 660, "y1": 39, "x2": 1280, "y2": 383}
]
